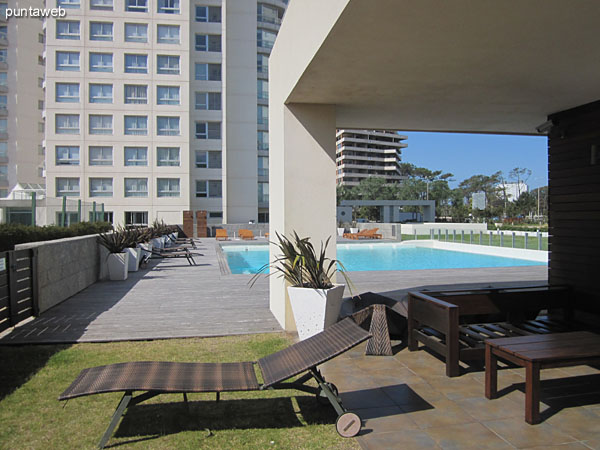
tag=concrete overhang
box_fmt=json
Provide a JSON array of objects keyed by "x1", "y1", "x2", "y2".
[{"x1": 273, "y1": 0, "x2": 600, "y2": 135}]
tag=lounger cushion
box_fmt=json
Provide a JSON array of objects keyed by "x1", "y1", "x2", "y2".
[
  {"x1": 258, "y1": 318, "x2": 370, "y2": 387},
  {"x1": 59, "y1": 361, "x2": 259, "y2": 400}
]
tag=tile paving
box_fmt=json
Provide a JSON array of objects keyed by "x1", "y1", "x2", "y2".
[{"x1": 321, "y1": 341, "x2": 600, "y2": 449}]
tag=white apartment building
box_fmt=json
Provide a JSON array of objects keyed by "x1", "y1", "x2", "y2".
[
  {"x1": 44, "y1": 0, "x2": 287, "y2": 227},
  {"x1": 335, "y1": 129, "x2": 407, "y2": 186},
  {"x1": 0, "y1": 0, "x2": 46, "y2": 199},
  {"x1": 498, "y1": 181, "x2": 528, "y2": 202}
]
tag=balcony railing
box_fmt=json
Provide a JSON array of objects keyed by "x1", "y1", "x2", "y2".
[{"x1": 257, "y1": 15, "x2": 281, "y2": 25}]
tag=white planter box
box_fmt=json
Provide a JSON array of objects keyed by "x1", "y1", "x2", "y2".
[
  {"x1": 126, "y1": 247, "x2": 141, "y2": 272},
  {"x1": 287, "y1": 284, "x2": 345, "y2": 340},
  {"x1": 151, "y1": 237, "x2": 163, "y2": 249},
  {"x1": 138, "y1": 242, "x2": 152, "y2": 259},
  {"x1": 350, "y1": 227, "x2": 359, "y2": 234},
  {"x1": 107, "y1": 252, "x2": 129, "y2": 281},
  {"x1": 337, "y1": 228, "x2": 345, "y2": 237}
]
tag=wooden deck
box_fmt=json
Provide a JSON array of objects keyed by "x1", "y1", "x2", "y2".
[{"x1": 0, "y1": 238, "x2": 548, "y2": 344}]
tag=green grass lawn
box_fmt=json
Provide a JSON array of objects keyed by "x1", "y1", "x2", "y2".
[
  {"x1": 0, "y1": 335, "x2": 359, "y2": 450},
  {"x1": 401, "y1": 233, "x2": 548, "y2": 251}
]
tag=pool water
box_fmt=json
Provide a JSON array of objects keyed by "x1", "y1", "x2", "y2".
[{"x1": 221, "y1": 244, "x2": 546, "y2": 275}]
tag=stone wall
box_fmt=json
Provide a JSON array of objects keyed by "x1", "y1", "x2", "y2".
[{"x1": 15, "y1": 235, "x2": 100, "y2": 314}]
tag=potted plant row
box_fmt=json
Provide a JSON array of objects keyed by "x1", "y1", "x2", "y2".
[{"x1": 251, "y1": 231, "x2": 355, "y2": 340}]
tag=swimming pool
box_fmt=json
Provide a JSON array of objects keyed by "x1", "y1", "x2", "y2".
[{"x1": 221, "y1": 243, "x2": 546, "y2": 274}]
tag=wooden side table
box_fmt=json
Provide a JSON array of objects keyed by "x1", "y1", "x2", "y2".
[{"x1": 485, "y1": 331, "x2": 600, "y2": 424}]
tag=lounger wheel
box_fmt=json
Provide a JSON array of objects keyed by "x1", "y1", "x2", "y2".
[
  {"x1": 335, "y1": 412, "x2": 361, "y2": 438},
  {"x1": 316, "y1": 382, "x2": 338, "y2": 405}
]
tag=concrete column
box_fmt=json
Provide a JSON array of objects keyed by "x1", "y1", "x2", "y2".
[{"x1": 269, "y1": 103, "x2": 337, "y2": 330}]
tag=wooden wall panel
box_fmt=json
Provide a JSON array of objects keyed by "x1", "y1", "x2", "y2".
[{"x1": 548, "y1": 100, "x2": 600, "y2": 312}]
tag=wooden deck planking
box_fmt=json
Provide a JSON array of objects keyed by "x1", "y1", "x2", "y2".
[{"x1": 0, "y1": 238, "x2": 548, "y2": 344}]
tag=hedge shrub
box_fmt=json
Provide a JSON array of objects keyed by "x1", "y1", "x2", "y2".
[{"x1": 0, "y1": 222, "x2": 113, "y2": 252}]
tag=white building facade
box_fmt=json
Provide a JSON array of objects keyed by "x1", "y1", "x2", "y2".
[
  {"x1": 44, "y1": 0, "x2": 287, "y2": 226},
  {"x1": 0, "y1": 0, "x2": 46, "y2": 200},
  {"x1": 335, "y1": 129, "x2": 407, "y2": 186}
]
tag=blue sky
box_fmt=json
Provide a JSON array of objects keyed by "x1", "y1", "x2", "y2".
[{"x1": 399, "y1": 132, "x2": 548, "y2": 189}]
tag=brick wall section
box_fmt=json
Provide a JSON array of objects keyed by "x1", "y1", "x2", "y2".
[
  {"x1": 182, "y1": 210, "x2": 194, "y2": 237},
  {"x1": 196, "y1": 210, "x2": 207, "y2": 237}
]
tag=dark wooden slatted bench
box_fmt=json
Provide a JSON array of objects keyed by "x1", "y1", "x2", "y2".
[
  {"x1": 485, "y1": 331, "x2": 600, "y2": 424},
  {"x1": 406, "y1": 285, "x2": 597, "y2": 376}
]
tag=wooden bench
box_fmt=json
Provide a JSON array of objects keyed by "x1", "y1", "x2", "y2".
[
  {"x1": 485, "y1": 331, "x2": 600, "y2": 424},
  {"x1": 407, "y1": 285, "x2": 590, "y2": 377}
]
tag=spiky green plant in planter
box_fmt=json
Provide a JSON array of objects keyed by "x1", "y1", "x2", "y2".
[{"x1": 97, "y1": 230, "x2": 130, "y2": 253}]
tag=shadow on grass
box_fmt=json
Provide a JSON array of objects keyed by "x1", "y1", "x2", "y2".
[
  {"x1": 0, "y1": 344, "x2": 71, "y2": 401},
  {"x1": 112, "y1": 395, "x2": 339, "y2": 443}
]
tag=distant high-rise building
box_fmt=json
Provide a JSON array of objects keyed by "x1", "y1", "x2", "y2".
[
  {"x1": 0, "y1": 0, "x2": 46, "y2": 199},
  {"x1": 472, "y1": 191, "x2": 486, "y2": 210},
  {"x1": 43, "y1": 0, "x2": 288, "y2": 226},
  {"x1": 498, "y1": 182, "x2": 528, "y2": 202},
  {"x1": 335, "y1": 129, "x2": 407, "y2": 186}
]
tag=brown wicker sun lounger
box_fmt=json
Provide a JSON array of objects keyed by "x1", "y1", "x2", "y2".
[{"x1": 59, "y1": 318, "x2": 370, "y2": 448}]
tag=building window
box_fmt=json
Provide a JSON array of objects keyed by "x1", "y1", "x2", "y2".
[
  {"x1": 195, "y1": 180, "x2": 221, "y2": 198},
  {"x1": 195, "y1": 122, "x2": 221, "y2": 140},
  {"x1": 57, "y1": 0, "x2": 80, "y2": 9},
  {"x1": 257, "y1": 79, "x2": 268, "y2": 100},
  {"x1": 258, "y1": 131, "x2": 269, "y2": 151},
  {"x1": 258, "y1": 182, "x2": 269, "y2": 203},
  {"x1": 56, "y1": 51, "x2": 80, "y2": 71},
  {"x1": 195, "y1": 150, "x2": 221, "y2": 169},
  {"x1": 125, "y1": 23, "x2": 148, "y2": 42},
  {"x1": 157, "y1": 178, "x2": 180, "y2": 197},
  {"x1": 56, "y1": 83, "x2": 80, "y2": 103},
  {"x1": 258, "y1": 156, "x2": 268, "y2": 177},
  {"x1": 208, "y1": 212, "x2": 223, "y2": 219},
  {"x1": 258, "y1": 212, "x2": 269, "y2": 223},
  {"x1": 0, "y1": 50, "x2": 6, "y2": 64},
  {"x1": 156, "y1": 117, "x2": 180, "y2": 136},
  {"x1": 257, "y1": 29, "x2": 277, "y2": 50},
  {"x1": 56, "y1": 177, "x2": 80, "y2": 197},
  {"x1": 157, "y1": 147, "x2": 179, "y2": 166},
  {"x1": 124, "y1": 146, "x2": 147, "y2": 166},
  {"x1": 257, "y1": 3, "x2": 283, "y2": 25},
  {"x1": 124, "y1": 178, "x2": 148, "y2": 197},
  {"x1": 125, "y1": 0, "x2": 147, "y2": 12},
  {"x1": 124, "y1": 85, "x2": 147, "y2": 104},
  {"x1": 124, "y1": 54, "x2": 148, "y2": 73},
  {"x1": 89, "y1": 115, "x2": 113, "y2": 135},
  {"x1": 38, "y1": 32, "x2": 45, "y2": 44},
  {"x1": 0, "y1": 142, "x2": 7, "y2": 157},
  {"x1": 90, "y1": 211, "x2": 113, "y2": 223},
  {"x1": 257, "y1": 105, "x2": 268, "y2": 126},
  {"x1": 56, "y1": 20, "x2": 80, "y2": 40},
  {"x1": 156, "y1": 55, "x2": 179, "y2": 74},
  {"x1": 55, "y1": 146, "x2": 80, "y2": 165},
  {"x1": 195, "y1": 92, "x2": 221, "y2": 110},
  {"x1": 90, "y1": 0, "x2": 113, "y2": 10},
  {"x1": 257, "y1": 54, "x2": 268, "y2": 75},
  {"x1": 38, "y1": 100, "x2": 45, "y2": 110},
  {"x1": 90, "y1": 22, "x2": 113, "y2": 41},
  {"x1": 0, "y1": 165, "x2": 6, "y2": 182},
  {"x1": 157, "y1": 0, "x2": 179, "y2": 14},
  {"x1": 195, "y1": 5, "x2": 221, "y2": 22},
  {"x1": 37, "y1": 121, "x2": 44, "y2": 133},
  {"x1": 55, "y1": 114, "x2": 80, "y2": 134},
  {"x1": 124, "y1": 115, "x2": 148, "y2": 135},
  {"x1": 195, "y1": 34, "x2": 221, "y2": 52},
  {"x1": 157, "y1": 24, "x2": 180, "y2": 44},
  {"x1": 157, "y1": 86, "x2": 180, "y2": 105},
  {"x1": 89, "y1": 146, "x2": 113, "y2": 165},
  {"x1": 0, "y1": 73, "x2": 7, "y2": 87},
  {"x1": 89, "y1": 178, "x2": 113, "y2": 197},
  {"x1": 89, "y1": 52, "x2": 113, "y2": 72},
  {"x1": 194, "y1": 63, "x2": 221, "y2": 81},
  {"x1": 37, "y1": 77, "x2": 43, "y2": 88},
  {"x1": 89, "y1": 84, "x2": 113, "y2": 103},
  {"x1": 125, "y1": 211, "x2": 148, "y2": 226}
]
